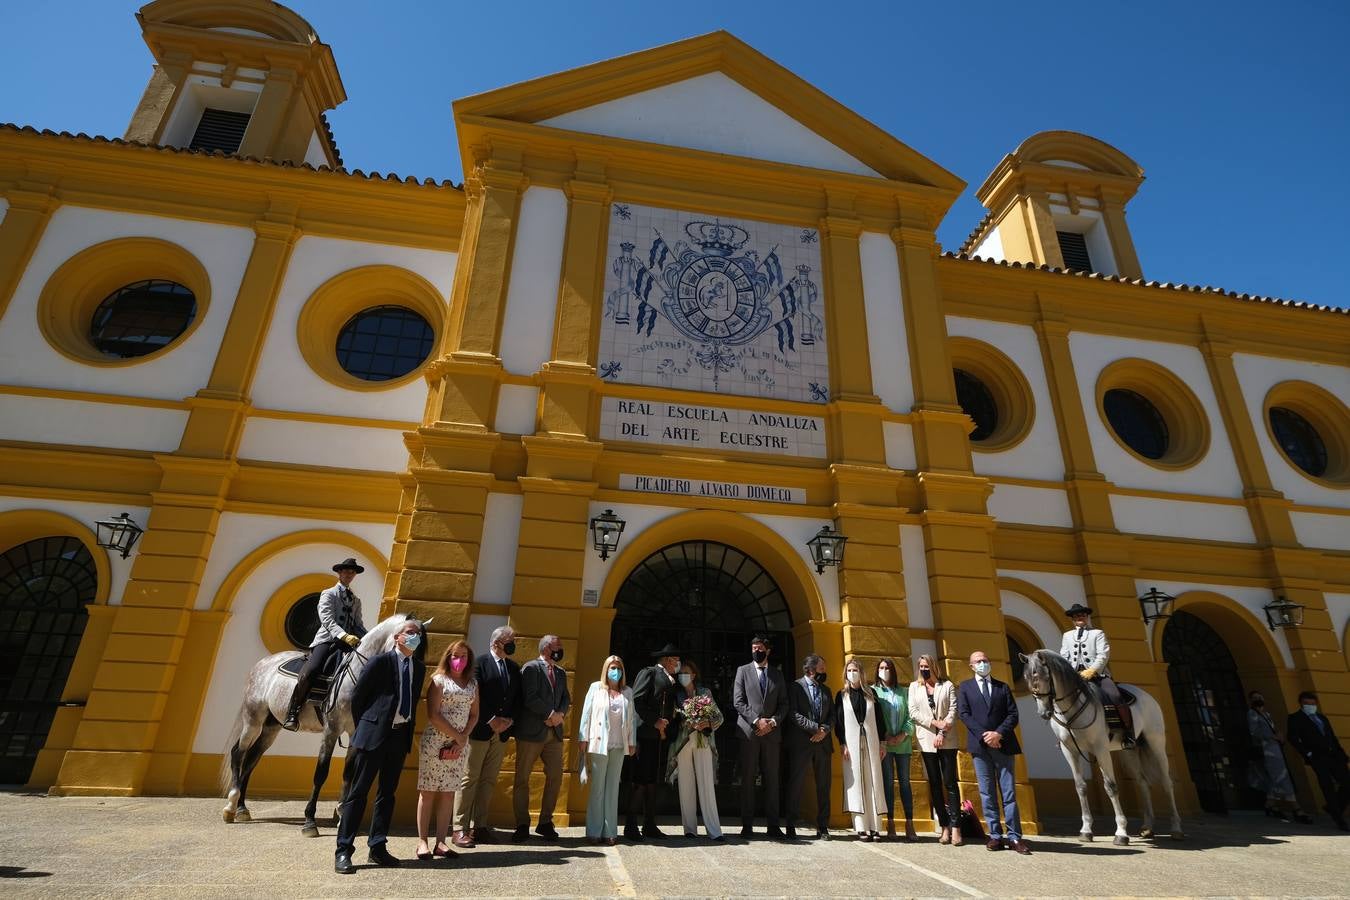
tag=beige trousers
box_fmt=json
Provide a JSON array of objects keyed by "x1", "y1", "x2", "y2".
[
  {"x1": 453, "y1": 736, "x2": 507, "y2": 833},
  {"x1": 513, "y1": 736, "x2": 563, "y2": 827}
]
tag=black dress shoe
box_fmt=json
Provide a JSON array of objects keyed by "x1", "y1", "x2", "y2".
[
  {"x1": 367, "y1": 845, "x2": 400, "y2": 867},
  {"x1": 740, "y1": 826, "x2": 753, "y2": 837},
  {"x1": 624, "y1": 825, "x2": 644, "y2": 841},
  {"x1": 642, "y1": 825, "x2": 666, "y2": 839},
  {"x1": 334, "y1": 852, "x2": 355, "y2": 875},
  {"x1": 816, "y1": 829, "x2": 830, "y2": 840},
  {"x1": 785, "y1": 827, "x2": 798, "y2": 839},
  {"x1": 512, "y1": 825, "x2": 529, "y2": 843},
  {"x1": 765, "y1": 827, "x2": 785, "y2": 839},
  {"x1": 535, "y1": 823, "x2": 559, "y2": 841}
]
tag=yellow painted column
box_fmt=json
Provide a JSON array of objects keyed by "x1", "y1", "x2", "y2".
[
  {"x1": 1098, "y1": 197, "x2": 1143, "y2": 280},
  {"x1": 0, "y1": 180, "x2": 57, "y2": 323},
  {"x1": 237, "y1": 68, "x2": 299, "y2": 161}
]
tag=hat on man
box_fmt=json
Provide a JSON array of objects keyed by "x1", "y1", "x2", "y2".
[
  {"x1": 650, "y1": 642, "x2": 682, "y2": 659},
  {"x1": 1064, "y1": 603, "x2": 1093, "y2": 618},
  {"x1": 332, "y1": 557, "x2": 365, "y2": 574}
]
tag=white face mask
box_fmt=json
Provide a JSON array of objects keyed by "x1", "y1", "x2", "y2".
[
  {"x1": 678, "y1": 673, "x2": 693, "y2": 686},
  {"x1": 878, "y1": 669, "x2": 892, "y2": 683},
  {"x1": 1303, "y1": 704, "x2": 1319, "y2": 717},
  {"x1": 973, "y1": 661, "x2": 991, "y2": 677},
  {"x1": 847, "y1": 670, "x2": 861, "y2": 686}
]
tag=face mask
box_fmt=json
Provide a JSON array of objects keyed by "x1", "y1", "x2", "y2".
[
  {"x1": 608, "y1": 667, "x2": 623, "y2": 683},
  {"x1": 1303, "y1": 704, "x2": 1318, "y2": 716},
  {"x1": 847, "y1": 670, "x2": 861, "y2": 686},
  {"x1": 973, "y1": 661, "x2": 991, "y2": 677},
  {"x1": 919, "y1": 668, "x2": 932, "y2": 680},
  {"x1": 678, "y1": 673, "x2": 693, "y2": 686},
  {"x1": 402, "y1": 633, "x2": 421, "y2": 653},
  {"x1": 502, "y1": 641, "x2": 516, "y2": 656},
  {"x1": 1251, "y1": 699, "x2": 1264, "y2": 708},
  {"x1": 451, "y1": 657, "x2": 467, "y2": 673},
  {"x1": 551, "y1": 647, "x2": 564, "y2": 662},
  {"x1": 878, "y1": 669, "x2": 892, "y2": 683},
  {"x1": 814, "y1": 672, "x2": 827, "y2": 685},
  {"x1": 751, "y1": 650, "x2": 767, "y2": 664}
]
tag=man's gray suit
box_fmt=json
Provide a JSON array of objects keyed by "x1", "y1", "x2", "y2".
[{"x1": 733, "y1": 661, "x2": 788, "y2": 830}]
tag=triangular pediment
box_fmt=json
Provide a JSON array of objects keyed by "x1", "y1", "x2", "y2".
[{"x1": 454, "y1": 32, "x2": 963, "y2": 191}]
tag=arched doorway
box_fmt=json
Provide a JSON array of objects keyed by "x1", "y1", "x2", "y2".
[
  {"x1": 0, "y1": 536, "x2": 98, "y2": 784},
  {"x1": 610, "y1": 540, "x2": 794, "y2": 810},
  {"x1": 1162, "y1": 609, "x2": 1260, "y2": 813}
]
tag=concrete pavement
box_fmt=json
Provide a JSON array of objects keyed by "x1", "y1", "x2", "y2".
[{"x1": 1, "y1": 793, "x2": 1346, "y2": 898}]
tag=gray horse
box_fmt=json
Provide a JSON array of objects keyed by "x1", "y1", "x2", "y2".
[
  {"x1": 1021, "y1": 649, "x2": 1184, "y2": 844},
  {"x1": 220, "y1": 613, "x2": 411, "y2": 835}
]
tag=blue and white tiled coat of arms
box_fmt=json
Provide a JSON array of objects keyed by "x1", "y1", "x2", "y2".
[{"x1": 599, "y1": 203, "x2": 829, "y2": 404}]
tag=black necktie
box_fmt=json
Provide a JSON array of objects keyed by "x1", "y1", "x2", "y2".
[
  {"x1": 498, "y1": 657, "x2": 508, "y2": 687},
  {"x1": 981, "y1": 678, "x2": 990, "y2": 702},
  {"x1": 398, "y1": 657, "x2": 412, "y2": 720},
  {"x1": 758, "y1": 667, "x2": 767, "y2": 699},
  {"x1": 811, "y1": 682, "x2": 821, "y2": 720}
]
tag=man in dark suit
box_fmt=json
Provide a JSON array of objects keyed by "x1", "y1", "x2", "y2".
[
  {"x1": 512, "y1": 633, "x2": 571, "y2": 842},
  {"x1": 786, "y1": 653, "x2": 834, "y2": 840},
  {"x1": 733, "y1": 634, "x2": 788, "y2": 837},
  {"x1": 453, "y1": 625, "x2": 522, "y2": 847},
  {"x1": 956, "y1": 649, "x2": 1030, "y2": 855},
  {"x1": 334, "y1": 618, "x2": 427, "y2": 874},
  {"x1": 626, "y1": 642, "x2": 680, "y2": 840},
  {"x1": 1286, "y1": 690, "x2": 1350, "y2": 831}
]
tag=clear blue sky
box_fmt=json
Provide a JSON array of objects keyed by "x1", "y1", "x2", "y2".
[{"x1": 4, "y1": 1, "x2": 1348, "y2": 308}]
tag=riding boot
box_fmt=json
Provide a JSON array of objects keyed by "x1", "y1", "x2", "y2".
[
  {"x1": 1117, "y1": 702, "x2": 1135, "y2": 748},
  {"x1": 282, "y1": 679, "x2": 309, "y2": 731}
]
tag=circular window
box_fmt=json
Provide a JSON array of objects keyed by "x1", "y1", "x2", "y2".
[
  {"x1": 335, "y1": 306, "x2": 434, "y2": 382},
  {"x1": 1095, "y1": 359, "x2": 1209, "y2": 470},
  {"x1": 954, "y1": 369, "x2": 999, "y2": 442},
  {"x1": 1269, "y1": 407, "x2": 1327, "y2": 478},
  {"x1": 283, "y1": 592, "x2": 322, "y2": 650},
  {"x1": 88, "y1": 280, "x2": 197, "y2": 359},
  {"x1": 947, "y1": 338, "x2": 1035, "y2": 452},
  {"x1": 1103, "y1": 388, "x2": 1168, "y2": 460}
]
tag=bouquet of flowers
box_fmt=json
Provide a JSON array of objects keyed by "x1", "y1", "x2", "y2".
[{"x1": 679, "y1": 693, "x2": 720, "y2": 749}]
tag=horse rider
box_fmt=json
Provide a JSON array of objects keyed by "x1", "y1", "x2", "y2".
[
  {"x1": 283, "y1": 558, "x2": 369, "y2": 731},
  {"x1": 1060, "y1": 603, "x2": 1134, "y2": 748}
]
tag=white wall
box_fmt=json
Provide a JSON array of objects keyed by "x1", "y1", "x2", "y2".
[
  {"x1": 987, "y1": 484, "x2": 1073, "y2": 528},
  {"x1": 946, "y1": 317, "x2": 1064, "y2": 482},
  {"x1": 0, "y1": 394, "x2": 187, "y2": 453},
  {"x1": 493, "y1": 385, "x2": 539, "y2": 435},
  {"x1": 248, "y1": 235, "x2": 456, "y2": 420},
  {"x1": 1068, "y1": 334, "x2": 1245, "y2": 497},
  {"x1": 499, "y1": 186, "x2": 567, "y2": 376},
  {"x1": 1018, "y1": 694, "x2": 1073, "y2": 778},
  {"x1": 1231, "y1": 352, "x2": 1350, "y2": 509},
  {"x1": 1326, "y1": 593, "x2": 1350, "y2": 650},
  {"x1": 303, "y1": 131, "x2": 328, "y2": 168},
  {"x1": 997, "y1": 568, "x2": 1088, "y2": 614},
  {"x1": 0, "y1": 496, "x2": 145, "y2": 604},
  {"x1": 236, "y1": 418, "x2": 410, "y2": 471},
  {"x1": 1139, "y1": 578, "x2": 1294, "y2": 668},
  {"x1": 900, "y1": 524, "x2": 932, "y2": 631},
  {"x1": 194, "y1": 512, "x2": 395, "y2": 612},
  {"x1": 1110, "y1": 495, "x2": 1256, "y2": 544},
  {"x1": 970, "y1": 224, "x2": 1004, "y2": 261},
  {"x1": 883, "y1": 422, "x2": 917, "y2": 471},
  {"x1": 860, "y1": 231, "x2": 912, "y2": 415},
  {"x1": 1290, "y1": 511, "x2": 1350, "y2": 552},
  {"x1": 541, "y1": 72, "x2": 880, "y2": 177},
  {"x1": 0, "y1": 206, "x2": 254, "y2": 400},
  {"x1": 472, "y1": 493, "x2": 523, "y2": 605}
]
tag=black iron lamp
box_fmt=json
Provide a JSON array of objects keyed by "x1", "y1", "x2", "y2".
[
  {"x1": 589, "y1": 508, "x2": 626, "y2": 561},
  {"x1": 1137, "y1": 586, "x2": 1175, "y2": 624},
  {"x1": 806, "y1": 524, "x2": 847, "y2": 574},
  {"x1": 95, "y1": 512, "x2": 144, "y2": 559},
  {"x1": 1263, "y1": 595, "x2": 1305, "y2": 631}
]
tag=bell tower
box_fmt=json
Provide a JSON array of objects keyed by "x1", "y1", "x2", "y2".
[
  {"x1": 124, "y1": 0, "x2": 345, "y2": 167},
  {"x1": 969, "y1": 131, "x2": 1144, "y2": 279}
]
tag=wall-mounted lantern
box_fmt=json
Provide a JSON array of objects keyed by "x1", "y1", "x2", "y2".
[
  {"x1": 1263, "y1": 595, "x2": 1305, "y2": 631},
  {"x1": 1138, "y1": 587, "x2": 1175, "y2": 624},
  {"x1": 95, "y1": 512, "x2": 144, "y2": 559},
  {"x1": 589, "y1": 509, "x2": 626, "y2": 561},
  {"x1": 806, "y1": 525, "x2": 847, "y2": 574}
]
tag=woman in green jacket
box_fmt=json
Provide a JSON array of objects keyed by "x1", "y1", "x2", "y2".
[{"x1": 873, "y1": 657, "x2": 916, "y2": 840}]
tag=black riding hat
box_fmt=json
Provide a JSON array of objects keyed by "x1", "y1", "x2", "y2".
[
  {"x1": 1064, "y1": 603, "x2": 1093, "y2": 617},
  {"x1": 650, "y1": 642, "x2": 682, "y2": 658},
  {"x1": 333, "y1": 557, "x2": 365, "y2": 574}
]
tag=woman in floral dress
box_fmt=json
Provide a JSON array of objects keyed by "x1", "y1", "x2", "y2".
[{"x1": 416, "y1": 639, "x2": 479, "y2": 859}]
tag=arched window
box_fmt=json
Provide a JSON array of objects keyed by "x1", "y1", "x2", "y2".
[
  {"x1": 1103, "y1": 387, "x2": 1169, "y2": 460},
  {"x1": 954, "y1": 368, "x2": 999, "y2": 442},
  {"x1": 89, "y1": 280, "x2": 197, "y2": 358},
  {"x1": 283, "y1": 592, "x2": 322, "y2": 650},
  {"x1": 1269, "y1": 406, "x2": 1328, "y2": 478},
  {"x1": 335, "y1": 305, "x2": 434, "y2": 382}
]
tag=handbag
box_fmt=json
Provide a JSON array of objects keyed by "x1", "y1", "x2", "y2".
[{"x1": 958, "y1": 799, "x2": 987, "y2": 840}]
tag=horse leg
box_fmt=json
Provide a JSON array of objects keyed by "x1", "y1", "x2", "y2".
[
  {"x1": 235, "y1": 721, "x2": 281, "y2": 823},
  {"x1": 302, "y1": 728, "x2": 340, "y2": 837},
  {"x1": 223, "y1": 712, "x2": 266, "y2": 823},
  {"x1": 1120, "y1": 748, "x2": 1155, "y2": 839},
  {"x1": 1061, "y1": 741, "x2": 1095, "y2": 841},
  {"x1": 1095, "y1": 750, "x2": 1130, "y2": 845},
  {"x1": 1148, "y1": 740, "x2": 1185, "y2": 840}
]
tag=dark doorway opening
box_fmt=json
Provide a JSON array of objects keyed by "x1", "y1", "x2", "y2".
[
  {"x1": 1162, "y1": 609, "x2": 1261, "y2": 813},
  {"x1": 609, "y1": 540, "x2": 795, "y2": 814},
  {"x1": 0, "y1": 537, "x2": 97, "y2": 785}
]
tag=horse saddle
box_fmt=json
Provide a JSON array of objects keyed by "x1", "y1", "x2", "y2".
[
  {"x1": 278, "y1": 649, "x2": 346, "y2": 704},
  {"x1": 1100, "y1": 688, "x2": 1136, "y2": 735}
]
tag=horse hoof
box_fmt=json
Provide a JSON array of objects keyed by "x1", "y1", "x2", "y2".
[
  {"x1": 234, "y1": 809, "x2": 251, "y2": 823},
  {"x1": 1113, "y1": 835, "x2": 1129, "y2": 846},
  {"x1": 1079, "y1": 832, "x2": 1093, "y2": 842},
  {"x1": 1139, "y1": 828, "x2": 1155, "y2": 840},
  {"x1": 1170, "y1": 831, "x2": 1186, "y2": 841},
  {"x1": 301, "y1": 823, "x2": 320, "y2": 838},
  {"x1": 222, "y1": 808, "x2": 236, "y2": 824}
]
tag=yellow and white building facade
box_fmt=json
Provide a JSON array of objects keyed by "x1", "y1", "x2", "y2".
[{"x1": 2, "y1": 0, "x2": 1348, "y2": 828}]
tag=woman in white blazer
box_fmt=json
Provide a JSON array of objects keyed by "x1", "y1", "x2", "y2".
[
  {"x1": 577, "y1": 654, "x2": 637, "y2": 844},
  {"x1": 907, "y1": 654, "x2": 962, "y2": 845}
]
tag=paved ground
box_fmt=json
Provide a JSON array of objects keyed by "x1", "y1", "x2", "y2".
[{"x1": 1, "y1": 793, "x2": 1347, "y2": 898}]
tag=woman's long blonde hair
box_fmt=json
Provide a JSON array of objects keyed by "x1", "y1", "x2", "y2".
[
  {"x1": 915, "y1": 653, "x2": 946, "y2": 684},
  {"x1": 843, "y1": 656, "x2": 875, "y2": 701},
  {"x1": 434, "y1": 639, "x2": 474, "y2": 685},
  {"x1": 599, "y1": 654, "x2": 627, "y2": 691}
]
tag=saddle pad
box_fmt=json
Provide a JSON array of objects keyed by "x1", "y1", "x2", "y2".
[
  {"x1": 278, "y1": 655, "x2": 305, "y2": 678},
  {"x1": 1118, "y1": 687, "x2": 1137, "y2": 706}
]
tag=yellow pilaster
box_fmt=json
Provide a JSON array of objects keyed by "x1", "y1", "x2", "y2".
[
  {"x1": 0, "y1": 179, "x2": 57, "y2": 323},
  {"x1": 1098, "y1": 198, "x2": 1142, "y2": 280},
  {"x1": 237, "y1": 68, "x2": 299, "y2": 161}
]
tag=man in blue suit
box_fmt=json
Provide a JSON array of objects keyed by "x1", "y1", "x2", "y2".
[
  {"x1": 956, "y1": 649, "x2": 1030, "y2": 855},
  {"x1": 334, "y1": 618, "x2": 427, "y2": 874}
]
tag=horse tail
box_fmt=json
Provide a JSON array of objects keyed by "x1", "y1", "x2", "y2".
[{"x1": 219, "y1": 701, "x2": 247, "y2": 796}]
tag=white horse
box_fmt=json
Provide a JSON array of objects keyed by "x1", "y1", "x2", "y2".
[
  {"x1": 219, "y1": 613, "x2": 417, "y2": 835},
  {"x1": 1021, "y1": 649, "x2": 1184, "y2": 844}
]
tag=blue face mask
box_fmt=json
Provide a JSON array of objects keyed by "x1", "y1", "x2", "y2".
[
  {"x1": 678, "y1": 673, "x2": 693, "y2": 686},
  {"x1": 402, "y1": 633, "x2": 421, "y2": 653},
  {"x1": 1303, "y1": 704, "x2": 1319, "y2": 717},
  {"x1": 608, "y1": 667, "x2": 622, "y2": 683},
  {"x1": 973, "y1": 661, "x2": 991, "y2": 677}
]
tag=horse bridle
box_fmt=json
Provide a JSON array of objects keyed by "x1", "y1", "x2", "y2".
[{"x1": 1029, "y1": 670, "x2": 1097, "y2": 731}]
